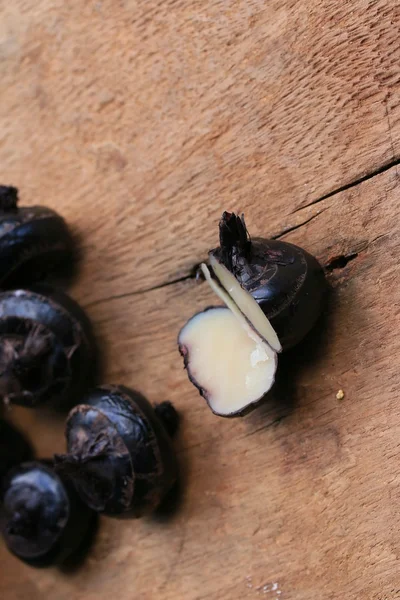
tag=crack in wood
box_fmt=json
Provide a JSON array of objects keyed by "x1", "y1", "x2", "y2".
[
  {"x1": 84, "y1": 166, "x2": 395, "y2": 310},
  {"x1": 324, "y1": 252, "x2": 359, "y2": 272},
  {"x1": 84, "y1": 267, "x2": 202, "y2": 309},
  {"x1": 291, "y1": 156, "x2": 400, "y2": 214},
  {"x1": 272, "y1": 208, "x2": 328, "y2": 240}
]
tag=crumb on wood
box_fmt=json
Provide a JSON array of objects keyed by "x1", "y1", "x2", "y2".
[{"x1": 336, "y1": 389, "x2": 345, "y2": 400}]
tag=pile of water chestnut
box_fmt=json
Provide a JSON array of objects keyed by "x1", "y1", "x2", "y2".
[
  {"x1": 0, "y1": 187, "x2": 327, "y2": 569},
  {"x1": 0, "y1": 186, "x2": 179, "y2": 567}
]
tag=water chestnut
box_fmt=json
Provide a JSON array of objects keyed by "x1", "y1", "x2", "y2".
[
  {"x1": 55, "y1": 385, "x2": 179, "y2": 518},
  {"x1": 178, "y1": 211, "x2": 326, "y2": 417},
  {"x1": 0, "y1": 286, "x2": 97, "y2": 408},
  {"x1": 179, "y1": 264, "x2": 279, "y2": 417},
  {"x1": 0, "y1": 185, "x2": 74, "y2": 288},
  {"x1": 0, "y1": 460, "x2": 95, "y2": 567}
]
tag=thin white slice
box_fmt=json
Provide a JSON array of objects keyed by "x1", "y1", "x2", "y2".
[
  {"x1": 209, "y1": 254, "x2": 282, "y2": 353},
  {"x1": 200, "y1": 263, "x2": 255, "y2": 329},
  {"x1": 178, "y1": 307, "x2": 277, "y2": 416}
]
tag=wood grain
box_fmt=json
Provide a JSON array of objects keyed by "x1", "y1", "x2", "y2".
[
  {"x1": 0, "y1": 0, "x2": 399, "y2": 299},
  {"x1": 0, "y1": 1, "x2": 400, "y2": 599},
  {"x1": 3, "y1": 166, "x2": 400, "y2": 600}
]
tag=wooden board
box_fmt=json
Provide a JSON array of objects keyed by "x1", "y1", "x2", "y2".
[{"x1": 0, "y1": 1, "x2": 400, "y2": 599}]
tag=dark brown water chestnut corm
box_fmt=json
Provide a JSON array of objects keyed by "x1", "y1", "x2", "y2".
[
  {"x1": 0, "y1": 420, "x2": 33, "y2": 481},
  {"x1": 0, "y1": 286, "x2": 97, "y2": 408},
  {"x1": 209, "y1": 212, "x2": 327, "y2": 350},
  {"x1": 0, "y1": 460, "x2": 95, "y2": 567},
  {"x1": 0, "y1": 185, "x2": 74, "y2": 288},
  {"x1": 54, "y1": 385, "x2": 179, "y2": 518}
]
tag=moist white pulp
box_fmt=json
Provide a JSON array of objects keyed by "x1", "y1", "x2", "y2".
[{"x1": 179, "y1": 307, "x2": 276, "y2": 416}]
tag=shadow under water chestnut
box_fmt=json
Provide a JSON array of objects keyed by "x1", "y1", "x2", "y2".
[
  {"x1": 178, "y1": 212, "x2": 326, "y2": 417},
  {"x1": 0, "y1": 286, "x2": 97, "y2": 408},
  {"x1": 0, "y1": 185, "x2": 74, "y2": 288},
  {"x1": 0, "y1": 420, "x2": 33, "y2": 481},
  {"x1": 0, "y1": 461, "x2": 95, "y2": 567},
  {"x1": 55, "y1": 385, "x2": 179, "y2": 518}
]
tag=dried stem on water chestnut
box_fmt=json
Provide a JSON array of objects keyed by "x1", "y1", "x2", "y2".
[
  {"x1": 0, "y1": 286, "x2": 97, "y2": 408},
  {"x1": 55, "y1": 385, "x2": 179, "y2": 518},
  {"x1": 0, "y1": 186, "x2": 74, "y2": 288}
]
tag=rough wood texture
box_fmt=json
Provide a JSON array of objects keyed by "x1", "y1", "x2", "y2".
[{"x1": 0, "y1": 1, "x2": 400, "y2": 599}]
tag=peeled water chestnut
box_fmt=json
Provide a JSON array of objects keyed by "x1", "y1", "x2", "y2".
[
  {"x1": 0, "y1": 185, "x2": 74, "y2": 288},
  {"x1": 55, "y1": 385, "x2": 179, "y2": 518},
  {"x1": 0, "y1": 460, "x2": 95, "y2": 567},
  {"x1": 178, "y1": 211, "x2": 326, "y2": 417},
  {"x1": 0, "y1": 286, "x2": 97, "y2": 408}
]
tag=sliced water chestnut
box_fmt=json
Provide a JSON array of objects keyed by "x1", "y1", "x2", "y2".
[
  {"x1": 179, "y1": 307, "x2": 277, "y2": 417},
  {"x1": 0, "y1": 460, "x2": 95, "y2": 567},
  {"x1": 178, "y1": 264, "x2": 278, "y2": 417},
  {"x1": 0, "y1": 185, "x2": 74, "y2": 288},
  {"x1": 54, "y1": 385, "x2": 179, "y2": 518},
  {"x1": 178, "y1": 211, "x2": 326, "y2": 416},
  {"x1": 210, "y1": 212, "x2": 326, "y2": 349},
  {"x1": 0, "y1": 420, "x2": 33, "y2": 481},
  {"x1": 0, "y1": 286, "x2": 97, "y2": 408}
]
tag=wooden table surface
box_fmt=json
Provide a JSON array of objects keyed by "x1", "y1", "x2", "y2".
[{"x1": 1, "y1": 1, "x2": 400, "y2": 599}]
